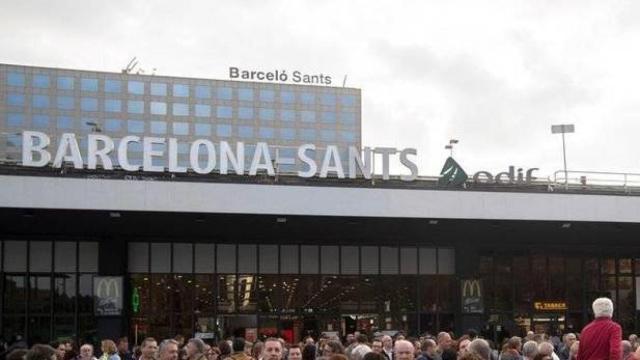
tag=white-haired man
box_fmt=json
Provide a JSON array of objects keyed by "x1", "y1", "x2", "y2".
[{"x1": 576, "y1": 297, "x2": 621, "y2": 360}]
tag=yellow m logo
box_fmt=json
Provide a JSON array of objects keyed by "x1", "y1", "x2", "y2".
[
  {"x1": 462, "y1": 279, "x2": 481, "y2": 297},
  {"x1": 96, "y1": 278, "x2": 120, "y2": 298}
]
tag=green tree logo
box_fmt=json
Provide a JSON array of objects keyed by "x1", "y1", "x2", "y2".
[{"x1": 438, "y1": 157, "x2": 468, "y2": 187}]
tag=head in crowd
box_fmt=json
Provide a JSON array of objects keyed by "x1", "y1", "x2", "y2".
[
  {"x1": 467, "y1": 339, "x2": 491, "y2": 360},
  {"x1": 102, "y1": 340, "x2": 118, "y2": 356},
  {"x1": 356, "y1": 335, "x2": 368, "y2": 345},
  {"x1": 593, "y1": 297, "x2": 614, "y2": 318},
  {"x1": 563, "y1": 334, "x2": 576, "y2": 346},
  {"x1": 465, "y1": 330, "x2": 478, "y2": 340},
  {"x1": 622, "y1": 341, "x2": 632, "y2": 358},
  {"x1": 304, "y1": 337, "x2": 314, "y2": 346},
  {"x1": 362, "y1": 353, "x2": 386, "y2": 360},
  {"x1": 118, "y1": 338, "x2": 129, "y2": 354},
  {"x1": 371, "y1": 340, "x2": 383, "y2": 354},
  {"x1": 288, "y1": 345, "x2": 302, "y2": 360},
  {"x1": 525, "y1": 332, "x2": 535, "y2": 342},
  {"x1": 302, "y1": 344, "x2": 316, "y2": 360},
  {"x1": 323, "y1": 341, "x2": 345, "y2": 357},
  {"x1": 61, "y1": 341, "x2": 73, "y2": 353},
  {"x1": 232, "y1": 338, "x2": 246, "y2": 353},
  {"x1": 51, "y1": 342, "x2": 65, "y2": 360},
  {"x1": 458, "y1": 339, "x2": 471, "y2": 356},
  {"x1": 159, "y1": 339, "x2": 180, "y2": 360},
  {"x1": 328, "y1": 355, "x2": 348, "y2": 360},
  {"x1": 522, "y1": 341, "x2": 538, "y2": 360},
  {"x1": 186, "y1": 338, "x2": 206, "y2": 359},
  {"x1": 538, "y1": 343, "x2": 555, "y2": 357},
  {"x1": 244, "y1": 342, "x2": 253, "y2": 357},
  {"x1": 532, "y1": 355, "x2": 552, "y2": 360},
  {"x1": 218, "y1": 341, "x2": 232, "y2": 357},
  {"x1": 437, "y1": 332, "x2": 452, "y2": 349},
  {"x1": 422, "y1": 339, "x2": 437, "y2": 357},
  {"x1": 7, "y1": 349, "x2": 29, "y2": 360},
  {"x1": 79, "y1": 344, "x2": 94, "y2": 360},
  {"x1": 394, "y1": 340, "x2": 415, "y2": 360},
  {"x1": 346, "y1": 335, "x2": 356, "y2": 345},
  {"x1": 263, "y1": 338, "x2": 283, "y2": 360},
  {"x1": 140, "y1": 338, "x2": 158, "y2": 360},
  {"x1": 175, "y1": 336, "x2": 186, "y2": 347},
  {"x1": 569, "y1": 342, "x2": 579, "y2": 360},
  {"x1": 27, "y1": 345, "x2": 57, "y2": 360},
  {"x1": 381, "y1": 336, "x2": 393, "y2": 351}
]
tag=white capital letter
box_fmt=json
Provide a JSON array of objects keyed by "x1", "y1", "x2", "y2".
[
  {"x1": 220, "y1": 141, "x2": 245, "y2": 175},
  {"x1": 168, "y1": 138, "x2": 187, "y2": 173},
  {"x1": 22, "y1": 131, "x2": 51, "y2": 167},
  {"x1": 88, "y1": 134, "x2": 114, "y2": 170},
  {"x1": 297, "y1": 144, "x2": 317, "y2": 178},
  {"x1": 249, "y1": 142, "x2": 275, "y2": 176},
  {"x1": 52, "y1": 133, "x2": 83, "y2": 169},
  {"x1": 189, "y1": 139, "x2": 216, "y2": 174},
  {"x1": 319, "y1": 145, "x2": 345, "y2": 178},
  {"x1": 117, "y1": 136, "x2": 141, "y2": 171}
]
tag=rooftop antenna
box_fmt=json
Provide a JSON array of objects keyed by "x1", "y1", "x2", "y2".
[
  {"x1": 122, "y1": 57, "x2": 138, "y2": 74},
  {"x1": 342, "y1": 74, "x2": 348, "y2": 87}
]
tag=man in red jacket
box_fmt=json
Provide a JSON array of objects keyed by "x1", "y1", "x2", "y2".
[{"x1": 577, "y1": 297, "x2": 622, "y2": 360}]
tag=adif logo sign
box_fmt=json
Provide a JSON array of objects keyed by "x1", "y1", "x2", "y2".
[{"x1": 94, "y1": 277, "x2": 123, "y2": 316}]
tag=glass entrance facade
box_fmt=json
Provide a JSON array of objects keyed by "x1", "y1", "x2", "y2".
[
  {"x1": 477, "y1": 250, "x2": 638, "y2": 339},
  {"x1": 0, "y1": 240, "x2": 99, "y2": 345},
  {"x1": 127, "y1": 242, "x2": 456, "y2": 343}
]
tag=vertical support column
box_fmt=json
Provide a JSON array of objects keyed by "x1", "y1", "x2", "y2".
[{"x1": 96, "y1": 236, "x2": 127, "y2": 341}]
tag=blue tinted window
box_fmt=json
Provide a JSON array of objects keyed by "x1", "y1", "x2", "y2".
[
  {"x1": 150, "y1": 121, "x2": 167, "y2": 134},
  {"x1": 321, "y1": 111, "x2": 336, "y2": 123},
  {"x1": 238, "y1": 88, "x2": 253, "y2": 101},
  {"x1": 321, "y1": 130, "x2": 336, "y2": 141},
  {"x1": 57, "y1": 116, "x2": 73, "y2": 129},
  {"x1": 57, "y1": 77, "x2": 74, "y2": 90},
  {"x1": 217, "y1": 106, "x2": 232, "y2": 118},
  {"x1": 321, "y1": 94, "x2": 336, "y2": 106},
  {"x1": 81, "y1": 97, "x2": 98, "y2": 112},
  {"x1": 195, "y1": 123, "x2": 211, "y2": 136},
  {"x1": 7, "y1": 134, "x2": 22, "y2": 148},
  {"x1": 173, "y1": 84, "x2": 189, "y2": 97},
  {"x1": 105, "y1": 99, "x2": 121, "y2": 112},
  {"x1": 173, "y1": 122, "x2": 189, "y2": 135},
  {"x1": 239, "y1": 126, "x2": 254, "y2": 138},
  {"x1": 7, "y1": 93, "x2": 24, "y2": 106},
  {"x1": 32, "y1": 114, "x2": 49, "y2": 128},
  {"x1": 281, "y1": 110, "x2": 295, "y2": 122},
  {"x1": 57, "y1": 96, "x2": 74, "y2": 110},
  {"x1": 128, "y1": 81, "x2": 144, "y2": 95},
  {"x1": 217, "y1": 87, "x2": 232, "y2": 100},
  {"x1": 341, "y1": 95, "x2": 356, "y2": 106},
  {"x1": 300, "y1": 111, "x2": 315, "y2": 122},
  {"x1": 151, "y1": 83, "x2": 167, "y2": 96},
  {"x1": 341, "y1": 131, "x2": 356, "y2": 142},
  {"x1": 195, "y1": 85, "x2": 210, "y2": 99},
  {"x1": 259, "y1": 127, "x2": 274, "y2": 139},
  {"x1": 280, "y1": 128, "x2": 295, "y2": 140},
  {"x1": 7, "y1": 72, "x2": 25, "y2": 87},
  {"x1": 105, "y1": 79, "x2": 121, "y2": 93},
  {"x1": 128, "y1": 120, "x2": 145, "y2": 133},
  {"x1": 195, "y1": 104, "x2": 211, "y2": 117},
  {"x1": 81, "y1": 78, "x2": 98, "y2": 92},
  {"x1": 238, "y1": 107, "x2": 253, "y2": 120},
  {"x1": 173, "y1": 103, "x2": 189, "y2": 116},
  {"x1": 32, "y1": 95, "x2": 49, "y2": 108},
  {"x1": 150, "y1": 102, "x2": 167, "y2": 115},
  {"x1": 177, "y1": 143, "x2": 189, "y2": 154},
  {"x1": 300, "y1": 93, "x2": 315, "y2": 104},
  {"x1": 281, "y1": 91, "x2": 295, "y2": 103},
  {"x1": 300, "y1": 129, "x2": 316, "y2": 141},
  {"x1": 129, "y1": 142, "x2": 143, "y2": 152},
  {"x1": 259, "y1": 108, "x2": 275, "y2": 121},
  {"x1": 339, "y1": 112, "x2": 356, "y2": 124},
  {"x1": 33, "y1": 75, "x2": 50, "y2": 88},
  {"x1": 105, "y1": 119, "x2": 121, "y2": 132},
  {"x1": 128, "y1": 100, "x2": 144, "y2": 114},
  {"x1": 260, "y1": 90, "x2": 275, "y2": 102},
  {"x1": 6, "y1": 113, "x2": 23, "y2": 127},
  {"x1": 217, "y1": 124, "x2": 232, "y2": 137}
]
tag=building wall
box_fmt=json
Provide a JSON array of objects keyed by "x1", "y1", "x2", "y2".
[{"x1": 0, "y1": 64, "x2": 361, "y2": 171}]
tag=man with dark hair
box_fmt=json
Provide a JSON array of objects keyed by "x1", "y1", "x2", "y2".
[
  {"x1": 231, "y1": 338, "x2": 253, "y2": 360},
  {"x1": 118, "y1": 337, "x2": 134, "y2": 360},
  {"x1": 288, "y1": 345, "x2": 301, "y2": 360},
  {"x1": 140, "y1": 338, "x2": 159, "y2": 360},
  {"x1": 6, "y1": 349, "x2": 28, "y2": 360},
  {"x1": 27, "y1": 345, "x2": 57, "y2": 360},
  {"x1": 417, "y1": 340, "x2": 440, "y2": 360}
]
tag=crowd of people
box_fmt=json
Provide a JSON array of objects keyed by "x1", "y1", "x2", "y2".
[{"x1": 0, "y1": 298, "x2": 636, "y2": 360}]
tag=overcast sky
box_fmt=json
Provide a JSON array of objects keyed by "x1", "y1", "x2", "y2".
[{"x1": 2, "y1": 0, "x2": 640, "y2": 179}]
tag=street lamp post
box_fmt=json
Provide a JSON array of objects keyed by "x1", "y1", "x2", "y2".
[
  {"x1": 551, "y1": 124, "x2": 575, "y2": 189},
  {"x1": 445, "y1": 139, "x2": 459, "y2": 157}
]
